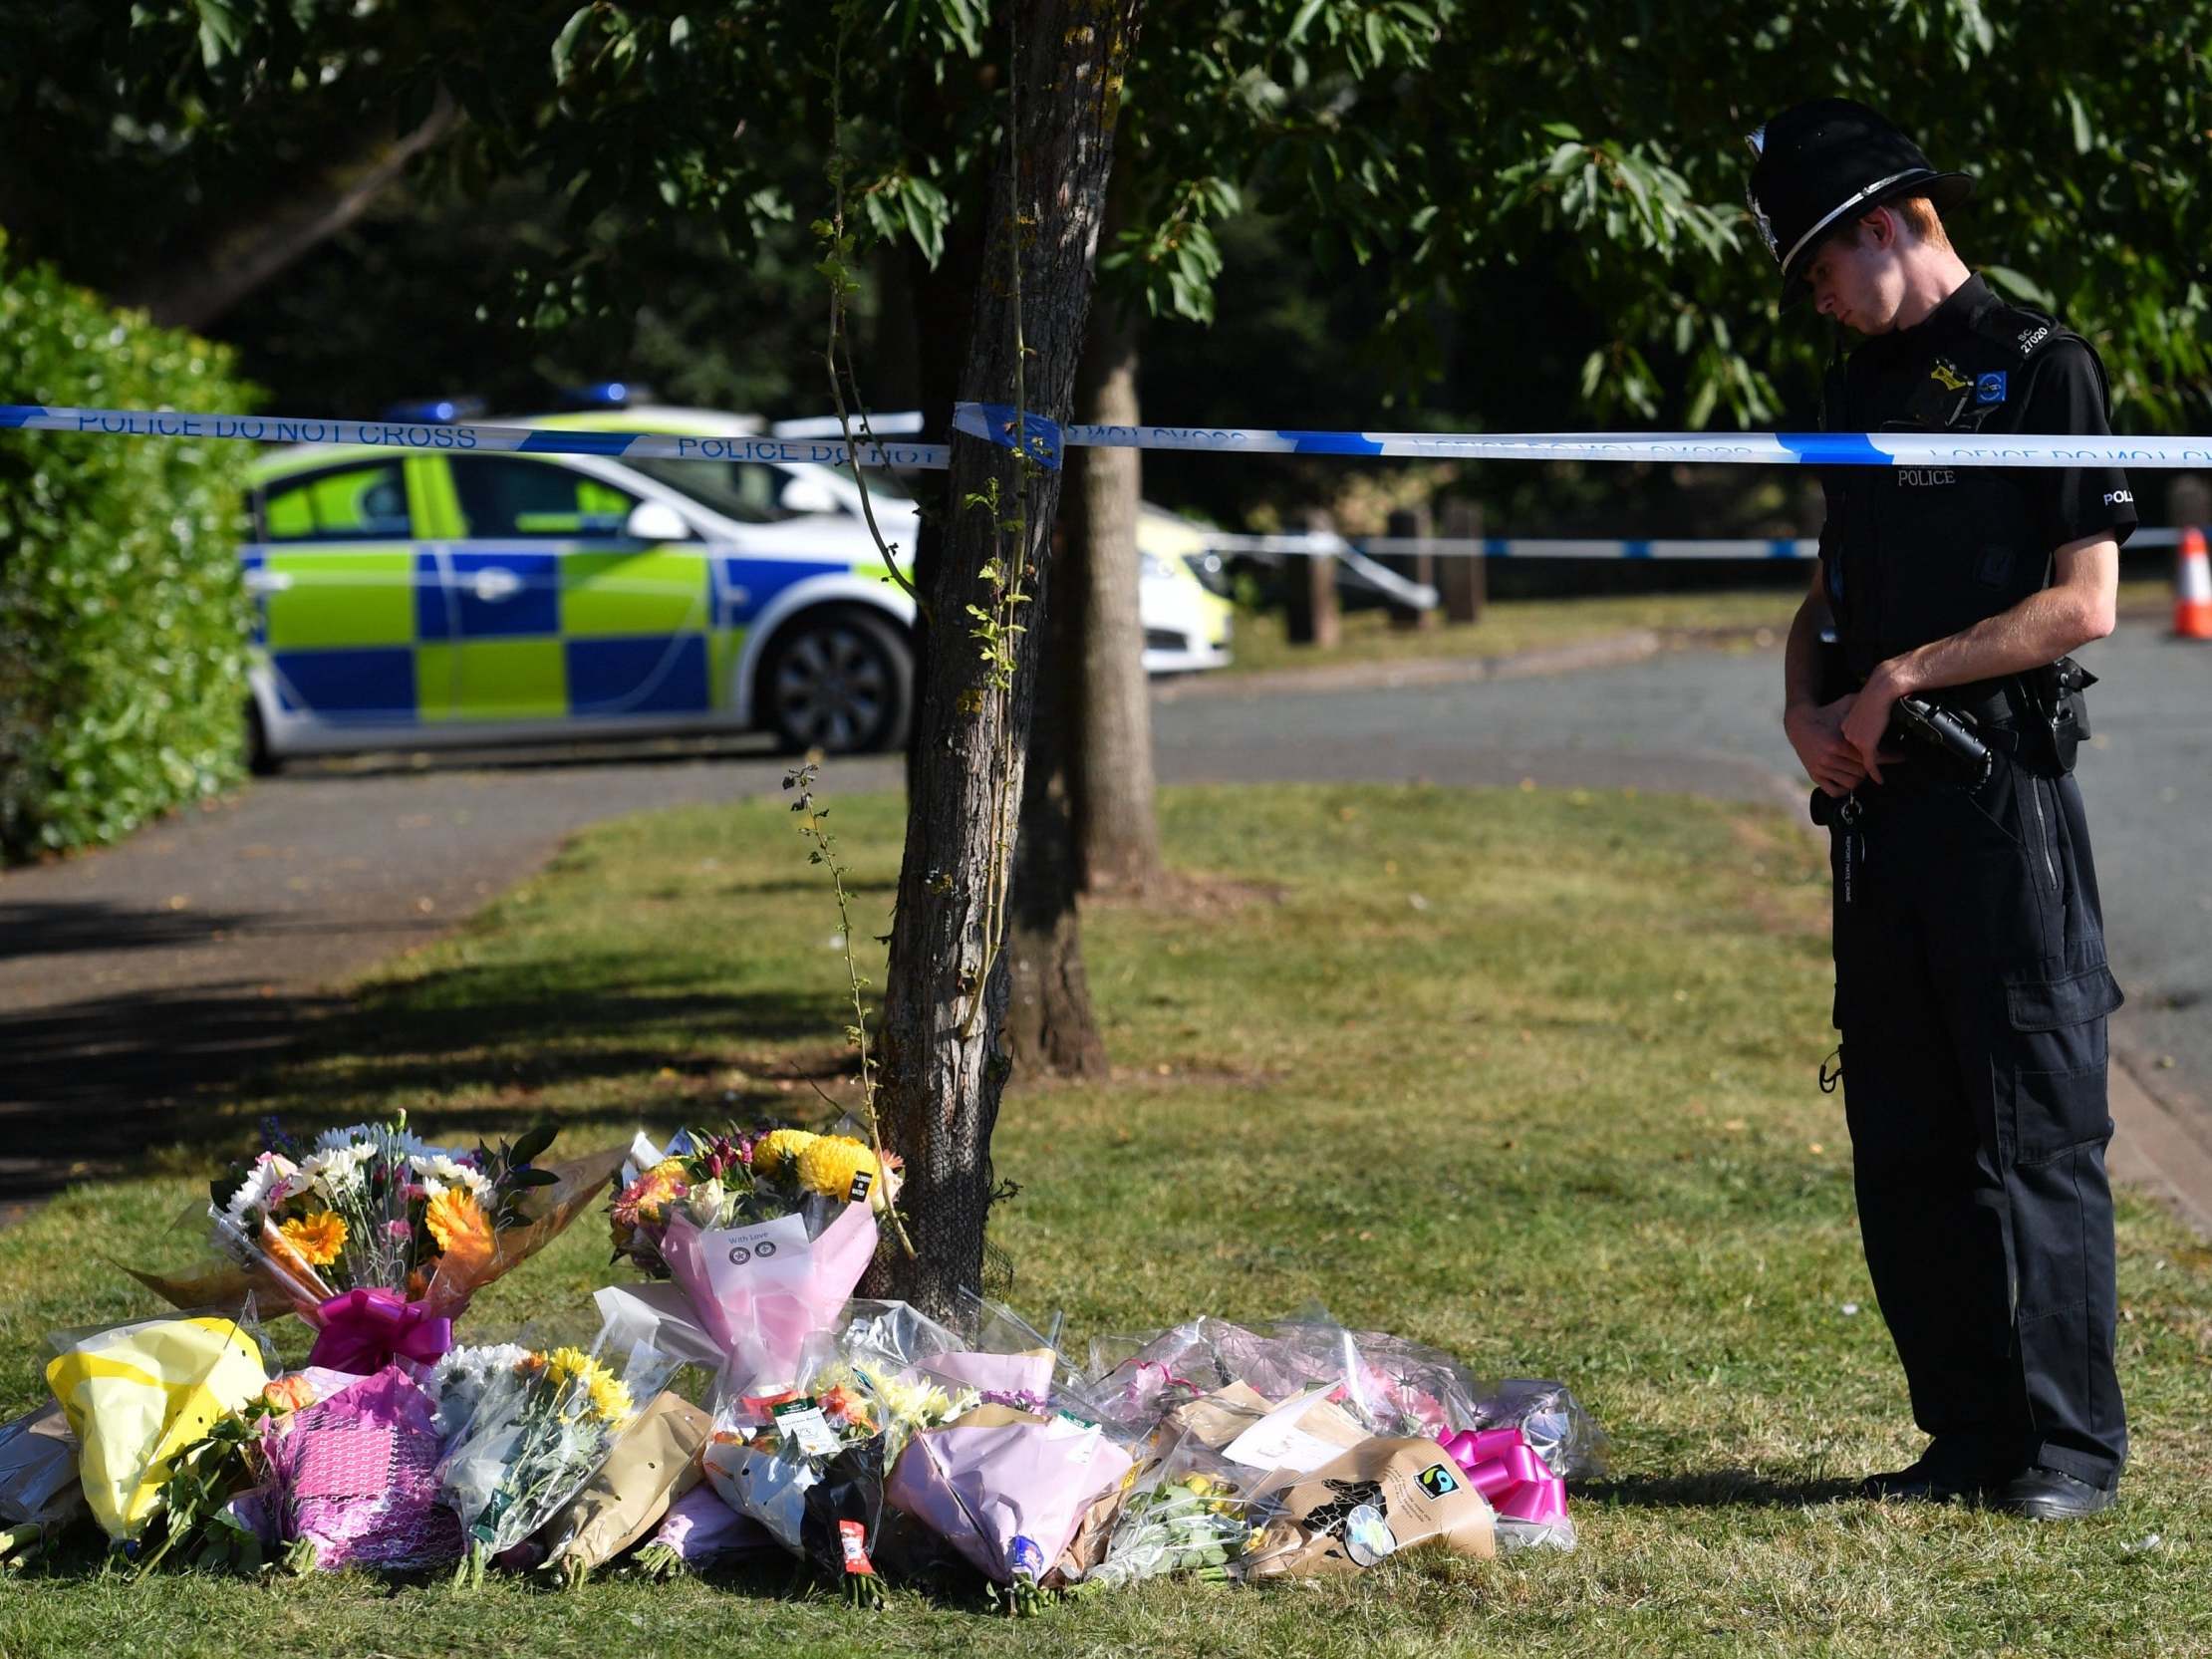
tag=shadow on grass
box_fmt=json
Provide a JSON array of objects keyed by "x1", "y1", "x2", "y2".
[
  {"x1": 1582, "y1": 1470, "x2": 1865, "y2": 1510},
  {"x1": 0, "y1": 964, "x2": 848, "y2": 1205}
]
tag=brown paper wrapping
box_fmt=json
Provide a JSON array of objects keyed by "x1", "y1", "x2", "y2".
[
  {"x1": 1048, "y1": 1479, "x2": 1131, "y2": 1585},
  {"x1": 538, "y1": 1392, "x2": 712, "y2": 1571},
  {"x1": 1167, "y1": 1381, "x2": 1276, "y2": 1450},
  {"x1": 1241, "y1": 1437, "x2": 1496, "y2": 1577}
]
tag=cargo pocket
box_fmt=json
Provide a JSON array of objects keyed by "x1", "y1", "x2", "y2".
[{"x1": 2002, "y1": 964, "x2": 2123, "y2": 1163}]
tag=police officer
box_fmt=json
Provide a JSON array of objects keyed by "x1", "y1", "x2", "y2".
[{"x1": 1748, "y1": 100, "x2": 2130, "y2": 1520}]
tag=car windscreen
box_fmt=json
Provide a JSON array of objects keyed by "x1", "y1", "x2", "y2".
[{"x1": 627, "y1": 455, "x2": 915, "y2": 524}]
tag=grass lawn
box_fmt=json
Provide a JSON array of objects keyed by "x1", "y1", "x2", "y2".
[
  {"x1": 2, "y1": 782, "x2": 2207, "y2": 1657},
  {"x1": 1219, "y1": 575, "x2": 2177, "y2": 678}
]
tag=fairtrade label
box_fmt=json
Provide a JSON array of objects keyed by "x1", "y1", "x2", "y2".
[{"x1": 1417, "y1": 1462, "x2": 1462, "y2": 1500}]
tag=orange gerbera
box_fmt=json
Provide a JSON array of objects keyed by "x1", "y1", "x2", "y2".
[
  {"x1": 277, "y1": 1210, "x2": 349, "y2": 1267},
  {"x1": 424, "y1": 1186, "x2": 497, "y2": 1287}
]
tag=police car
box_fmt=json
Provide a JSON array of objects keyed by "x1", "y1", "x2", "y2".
[{"x1": 239, "y1": 404, "x2": 1233, "y2": 769}]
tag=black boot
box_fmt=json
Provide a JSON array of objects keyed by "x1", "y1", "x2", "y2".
[
  {"x1": 1994, "y1": 1467, "x2": 2118, "y2": 1521},
  {"x1": 1856, "y1": 1438, "x2": 2006, "y2": 1503}
]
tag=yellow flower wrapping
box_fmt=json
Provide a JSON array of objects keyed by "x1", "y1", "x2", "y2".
[{"x1": 44, "y1": 1315, "x2": 269, "y2": 1541}]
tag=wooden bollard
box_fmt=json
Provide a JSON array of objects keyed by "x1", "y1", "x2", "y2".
[{"x1": 1439, "y1": 497, "x2": 1485, "y2": 625}]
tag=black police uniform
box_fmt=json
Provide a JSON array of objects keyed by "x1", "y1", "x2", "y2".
[{"x1": 1818, "y1": 273, "x2": 2132, "y2": 1493}]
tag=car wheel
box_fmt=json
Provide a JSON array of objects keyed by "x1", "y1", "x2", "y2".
[
  {"x1": 245, "y1": 699, "x2": 283, "y2": 776},
  {"x1": 760, "y1": 609, "x2": 913, "y2": 754}
]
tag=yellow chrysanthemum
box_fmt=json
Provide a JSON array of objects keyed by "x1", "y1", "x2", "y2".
[
  {"x1": 795, "y1": 1135, "x2": 879, "y2": 1203},
  {"x1": 750, "y1": 1128, "x2": 820, "y2": 1180},
  {"x1": 278, "y1": 1210, "x2": 349, "y2": 1267},
  {"x1": 545, "y1": 1346, "x2": 634, "y2": 1426}
]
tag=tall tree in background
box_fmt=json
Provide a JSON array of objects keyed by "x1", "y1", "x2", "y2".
[{"x1": 1064, "y1": 217, "x2": 1162, "y2": 897}]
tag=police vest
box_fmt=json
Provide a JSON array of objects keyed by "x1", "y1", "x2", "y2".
[{"x1": 1821, "y1": 297, "x2": 2112, "y2": 681}]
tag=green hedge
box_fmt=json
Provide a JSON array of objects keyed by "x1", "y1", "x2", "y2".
[{"x1": 0, "y1": 233, "x2": 258, "y2": 862}]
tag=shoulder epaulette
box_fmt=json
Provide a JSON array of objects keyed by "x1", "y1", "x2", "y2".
[{"x1": 1966, "y1": 297, "x2": 2075, "y2": 368}]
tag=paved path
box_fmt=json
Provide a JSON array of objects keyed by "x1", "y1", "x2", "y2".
[{"x1": 4, "y1": 619, "x2": 2206, "y2": 1229}]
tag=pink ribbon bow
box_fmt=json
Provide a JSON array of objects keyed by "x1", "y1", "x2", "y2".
[
  {"x1": 1440, "y1": 1426, "x2": 1568, "y2": 1525},
  {"x1": 306, "y1": 1288, "x2": 454, "y2": 1374}
]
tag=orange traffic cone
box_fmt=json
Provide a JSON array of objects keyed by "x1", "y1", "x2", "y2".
[{"x1": 2178, "y1": 526, "x2": 2212, "y2": 640}]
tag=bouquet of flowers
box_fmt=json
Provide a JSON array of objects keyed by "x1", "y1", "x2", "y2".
[
  {"x1": 530, "y1": 1391, "x2": 711, "y2": 1585},
  {"x1": 254, "y1": 1366, "x2": 464, "y2": 1573},
  {"x1": 1087, "y1": 1311, "x2": 1479, "y2": 1444},
  {"x1": 430, "y1": 1330, "x2": 678, "y2": 1586},
  {"x1": 43, "y1": 1308, "x2": 273, "y2": 1546},
  {"x1": 884, "y1": 1401, "x2": 1136, "y2": 1607},
  {"x1": 1073, "y1": 1454, "x2": 1252, "y2": 1591},
  {"x1": 698, "y1": 1321, "x2": 979, "y2": 1608},
  {"x1": 131, "y1": 1116, "x2": 622, "y2": 1373},
  {"x1": 595, "y1": 1126, "x2": 892, "y2": 1392},
  {"x1": 701, "y1": 1367, "x2": 883, "y2": 1597},
  {"x1": 0, "y1": 1402, "x2": 85, "y2": 1565},
  {"x1": 633, "y1": 1484, "x2": 779, "y2": 1580}
]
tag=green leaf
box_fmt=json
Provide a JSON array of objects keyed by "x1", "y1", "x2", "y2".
[
  {"x1": 193, "y1": 0, "x2": 244, "y2": 68},
  {"x1": 2064, "y1": 87, "x2": 2094, "y2": 155},
  {"x1": 551, "y1": 7, "x2": 593, "y2": 82}
]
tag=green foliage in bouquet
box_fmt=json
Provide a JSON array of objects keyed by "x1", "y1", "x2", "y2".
[
  {"x1": 0, "y1": 232, "x2": 257, "y2": 862},
  {"x1": 132, "y1": 1392, "x2": 290, "y2": 1579}
]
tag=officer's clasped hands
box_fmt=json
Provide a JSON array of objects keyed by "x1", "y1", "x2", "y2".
[{"x1": 1785, "y1": 692, "x2": 1898, "y2": 796}]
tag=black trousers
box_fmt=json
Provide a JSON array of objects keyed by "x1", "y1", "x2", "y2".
[{"x1": 1828, "y1": 748, "x2": 2127, "y2": 1488}]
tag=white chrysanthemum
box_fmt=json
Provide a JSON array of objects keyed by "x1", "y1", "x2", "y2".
[
  {"x1": 318, "y1": 1121, "x2": 431, "y2": 1162},
  {"x1": 301, "y1": 1141, "x2": 374, "y2": 1199},
  {"x1": 428, "y1": 1342, "x2": 535, "y2": 1438},
  {"x1": 410, "y1": 1152, "x2": 492, "y2": 1203},
  {"x1": 219, "y1": 1151, "x2": 300, "y2": 1225}
]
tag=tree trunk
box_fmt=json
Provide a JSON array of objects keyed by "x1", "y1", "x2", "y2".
[
  {"x1": 871, "y1": 0, "x2": 1140, "y2": 1319},
  {"x1": 1003, "y1": 553, "x2": 1109, "y2": 1078},
  {"x1": 1068, "y1": 273, "x2": 1166, "y2": 895}
]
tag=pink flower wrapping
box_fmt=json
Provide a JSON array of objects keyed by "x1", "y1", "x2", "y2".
[
  {"x1": 885, "y1": 1419, "x2": 1134, "y2": 1585},
  {"x1": 263, "y1": 1366, "x2": 462, "y2": 1571},
  {"x1": 657, "y1": 1202, "x2": 878, "y2": 1391}
]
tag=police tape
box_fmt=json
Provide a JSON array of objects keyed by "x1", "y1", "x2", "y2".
[
  {"x1": 4, "y1": 397, "x2": 2205, "y2": 476},
  {"x1": 0, "y1": 404, "x2": 952, "y2": 471},
  {"x1": 953, "y1": 402, "x2": 2209, "y2": 473}
]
